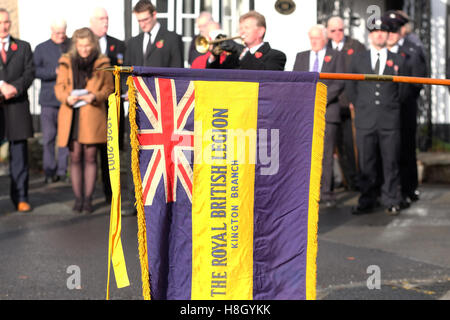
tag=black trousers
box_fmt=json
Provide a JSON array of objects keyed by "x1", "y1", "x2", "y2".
[
  {"x1": 356, "y1": 127, "x2": 401, "y2": 208},
  {"x1": 400, "y1": 124, "x2": 418, "y2": 198},
  {"x1": 336, "y1": 115, "x2": 359, "y2": 190},
  {"x1": 99, "y1": 143, "x2": 112, "y2": 202},
  {"x1": 321, "y1": 122, "x2": 338, "y2": 201},
  {"x1": 9, "y1": 140, "x2": 29, "y2": 206}
]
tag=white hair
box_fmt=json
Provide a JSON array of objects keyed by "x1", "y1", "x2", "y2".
[
  {"x1": 50, "y1": 18, "x2": 67, "y2": 30},
  {"x1": 308, "y1": 24, "x2": 327, "y2": 39}
]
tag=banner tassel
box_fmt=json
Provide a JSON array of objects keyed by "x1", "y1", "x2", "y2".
[{"x1": 127, "y1": 75, "x2": 151, "y2": 300}]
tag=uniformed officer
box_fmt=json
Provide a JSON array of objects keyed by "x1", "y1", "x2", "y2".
[
  {"x1": 384, "y1": 11, "x2": 427, "y2": 206},
  {"x1": 346, "y1": 18, "x2": 406, "y2": 215}
]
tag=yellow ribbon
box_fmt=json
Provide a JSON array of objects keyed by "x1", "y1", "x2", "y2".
[{"x1": 106, "y1": 67, "x2": 130, "y2": 299}]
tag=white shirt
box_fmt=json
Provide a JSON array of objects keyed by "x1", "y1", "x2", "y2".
[
  {"x1": 239, "y1": 41, "x2": 264, "y2": 60},
  {"x1": 143, "y1": 22, "x2": 160, "y2": 55},
  {"x1": 99, "y1": 35, "x2": 107, "y2": 54},
  {"x1": 331, "y1": 40, "x2": 344, "y2": 51},
  {"x1": 370, "y1": 46, "x2": 388, "y2": 75},
  {"x1": 309, "y1": 47, "x2": 326, "y2": 72},
  {"x1": 389, "y1": 44, "x2": 399, "y2": 54},
  {"x1": 0, "y1": 35, "x2": 10, "y2": 51}
]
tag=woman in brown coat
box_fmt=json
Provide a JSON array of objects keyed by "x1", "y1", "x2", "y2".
[{"x1": 55, "y1": 27, "x2": 113, "y2": 213}]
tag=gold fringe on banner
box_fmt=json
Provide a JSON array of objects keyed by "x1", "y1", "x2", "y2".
[
  {"x1": 305, "y1": 82, "x2": 327, "y2": 300},
  {"x1": 127, "y1": 75, "x2": 151, "y2": 300}
]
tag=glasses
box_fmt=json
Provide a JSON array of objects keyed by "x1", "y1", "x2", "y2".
[{"x1": 330, "y1": 29, "x2": 344, "y2": 33}]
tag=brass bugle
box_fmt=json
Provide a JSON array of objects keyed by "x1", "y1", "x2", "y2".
[{"x1": 195, "y1": 35, "x2": 243, "y2": 54}]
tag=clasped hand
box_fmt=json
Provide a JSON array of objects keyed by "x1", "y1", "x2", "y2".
[{"x1": 0, "y1": 82, "x2": 18, "y2": 100}]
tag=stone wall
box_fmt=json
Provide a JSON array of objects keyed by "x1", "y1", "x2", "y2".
[{"x1": 1, "y1": 0, "x2": 19, "y2": 38}]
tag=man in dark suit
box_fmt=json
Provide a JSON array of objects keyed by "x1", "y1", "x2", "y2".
[
  {"x1": 0, "y1": 8, "x2": 35, "y2": 212},
  {"x1": 124, "y1": 0, "x2": 183, "y2": 68},
  {"x1": 90, "y1": 7, "x2": 126, "y2": 204},
  {"x1": 347, "y1": 19, "x2": 406, "y2": 215},
  {"x1": 384, "y1": 11, "x2": 427, "y2": 206},
  {"x1": 293, "y1": 24, "x2": 345, "y2": 207},
  {"x1": 90, "y1": 7, "x2": 126, "y2": 67},
  {"x1": 207, "y1": 11, "x2": 286, "y2": 71},
  {"x1": 326, "y1": 16, "x2": 366, "y2": 191}
]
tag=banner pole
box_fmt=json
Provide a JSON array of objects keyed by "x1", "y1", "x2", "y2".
[{"x1": 97, "y1": 67, "x2": 450, "y2": 87}]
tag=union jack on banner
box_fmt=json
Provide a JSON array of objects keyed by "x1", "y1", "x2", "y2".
[{"x1": 132, "y1": 77, "x2": 195, "y2": 205}]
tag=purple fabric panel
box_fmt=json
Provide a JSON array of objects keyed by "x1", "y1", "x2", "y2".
[{"x1": 253, "y1": 82, "x2": 317, "y2": 299}]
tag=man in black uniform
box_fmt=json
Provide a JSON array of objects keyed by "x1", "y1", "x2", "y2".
[
  {"x1": 206, "y1": 11, "x2": 286, "y2": 71},
  {"x1": 326, "y1": 16, "x2": 366, "y2": 191},
  {"x1": 347, "y1": 19, "x2": 406, "y2": 215},
  {"x1": 384, "y1": 11, "x2": 427, "y2": 206}
]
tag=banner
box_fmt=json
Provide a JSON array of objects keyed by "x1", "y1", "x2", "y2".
[
  {"x1": 127, "y1": 67, "x2": 326, "y2": 300},
  {"x1": 106, "y1": 68, "x2": 130, "y2": 300}
]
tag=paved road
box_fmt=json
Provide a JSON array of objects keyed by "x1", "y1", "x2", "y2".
[{"x1": 0, "y1": 172, "x2": 449, "y2": 300}]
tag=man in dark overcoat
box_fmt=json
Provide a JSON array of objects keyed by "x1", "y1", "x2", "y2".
[{"x1": 0, "y1": 8, "x2": 35, "y2": 212}]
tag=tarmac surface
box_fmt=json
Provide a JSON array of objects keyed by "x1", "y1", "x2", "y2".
[{"x1": 0, "y1": 169, "x2": 449, "y2": 300}]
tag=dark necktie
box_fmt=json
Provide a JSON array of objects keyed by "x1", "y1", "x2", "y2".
[
  {"x1": 374, "y1": 53, "x2": 380, "y2": 75},
  {"x1": 145, "y1": 32, "x2": 152, "y2": 57}
]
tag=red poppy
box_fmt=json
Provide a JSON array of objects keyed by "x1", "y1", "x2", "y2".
[
  {"x1": 10, "y1": 43, "x2": 17, "y2": 51},
  {"x1": 110, "y1": 44, "x2": 115, "y2": 52},
  {"x1": 324, "y1": 55, "x2": 332, "y2": 63},
  {"x1": 400, "y1": 52, "x2": 406, "y2": 57},
  {"x1": 156, "y1": 40, "x2": 164, "y2": 49},
  {"x1": 254, "y1": 52, "x2": 263, "y2": 59},
  {"x1": 386, "y1": 59, "x2": 394, "y2": 67},
  {"x1": 347, "y1": 48, "x2": 354, "y2": 55}
]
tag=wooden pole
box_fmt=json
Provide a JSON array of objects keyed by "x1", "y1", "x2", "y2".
[
  {"x1": 319, "y1": 73, "x2": 450, "y2": 86},
  {"x1": 99, "y1": 68, "x2": 450, "y2": 87}
]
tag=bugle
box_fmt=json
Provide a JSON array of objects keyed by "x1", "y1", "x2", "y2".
[{"x1": 195, "y1": 35, "x2": 243, "y2": 54}]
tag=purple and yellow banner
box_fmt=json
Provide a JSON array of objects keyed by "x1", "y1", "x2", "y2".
[{"x1": 126, "y1": 67, "x2": 326, "y2": 300}]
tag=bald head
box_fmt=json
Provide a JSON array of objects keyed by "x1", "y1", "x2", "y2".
[
  {"x1": 327, "y1": 16, "x2": 345, "y2": 43},
  {"x1": 90, "y1": 7, "x2": 109, "y2": 37}
]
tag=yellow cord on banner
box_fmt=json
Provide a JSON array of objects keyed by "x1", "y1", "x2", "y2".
[
  {"x1": 127, "y1": 75, "x2": 151, "y2": 300},
  {"x1": 305, "y1": 82, "x2": 327, "y2": 300},
  {"x1": 106, "y1": 67, "x2": 130, "y2": 300}
]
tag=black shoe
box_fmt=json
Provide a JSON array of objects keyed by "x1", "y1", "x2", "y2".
[
  {"x1": 72, "y1": 198, "x2": 83, "y2": 213},
  {"x1": 351, "y1": 204, "x2": 374, "y2": 215},
  {"x1": 82, "y1": 199, "x2": 94, "y2": 214},
  {"x1": 56, "y1": 175, "x2": 68, "y2": 183},
  {"x1": 385, "y1": 205, "x2": 401, "y2": 216},
  {"x1": 409, "y1": 190, "x2": 420, "y2": 202},
  {"x1": 44, "y1": 176, "x2": 54, "y2": 184},
  {"x1": 323, "y1": 199, "x2": 337, "y2": 208},
  {"x1": 399, "y1": 200, "x2": 410, "y2": 209}
]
